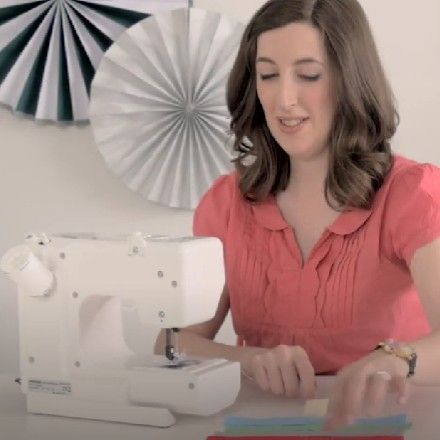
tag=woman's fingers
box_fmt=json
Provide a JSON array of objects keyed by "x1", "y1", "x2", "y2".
[
  {"x1": 249, "y1": 345, "x2": 316, "y2": 398},
  {"x1": 252, "y1": 355, "x2": 271, "y2": 392},
  {"x1": 264, "y1": 353, "x2": 285, "y2": 395},
  {"x1": 364, "y1": 371, "x2": 391, "y2": 416},
  {"x1": 278, "y1": 357, "x2": 300, "y2": 397},
  {"x1": 252, "y1": 352, "x2": 284, "y2": 395},
  {"x1": 274, "y1": 345, "x2": 315, "y2": 397},
  {"x1": 326, "y1": 369, "x2": 401, "y2": 431},
  {"x1": 294, "y1": 347, "x2": 316, "y2": 398},
  {"x1": 326, "y1": 369, "x2": 368, "y2": 429},
  {"x1": 391, "y1": 375, "x2": 410, "y2": 404},
  {"x1": 325, "y1": 375, "x2": 345, "y2": 430}
]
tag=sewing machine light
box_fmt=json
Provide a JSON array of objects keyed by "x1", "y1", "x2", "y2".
[{"x1": 1, "y1": 245, "x2": 54, "y2": 297}]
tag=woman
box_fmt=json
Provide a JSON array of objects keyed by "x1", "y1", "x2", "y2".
[{"x1": 155, "y1": 0, "x2": 440, "y2": 430}]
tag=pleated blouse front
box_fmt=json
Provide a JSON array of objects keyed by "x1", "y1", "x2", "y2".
[{"x1": 193, "y1": 155, "x2": 440, "y2": 373}]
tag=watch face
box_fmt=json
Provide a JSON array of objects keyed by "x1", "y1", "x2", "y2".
[
  {"x1": 399, "y1": 344, "x2": 415, "y2": 358},
  {"x1": 401, "y1": 347, "x2": 412, "y2": 356}
]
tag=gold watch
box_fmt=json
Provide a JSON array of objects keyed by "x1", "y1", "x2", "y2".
[{"x1": 374, "y1": 339, "x2": 417, "y2": 378}]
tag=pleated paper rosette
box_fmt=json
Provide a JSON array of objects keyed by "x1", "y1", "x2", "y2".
[
  {"x1": 89, "y1": 8, "x2": 244, "y2": 210},
  {"x1": 0, "y1": 0, "x2": 188, "y2": 122}
]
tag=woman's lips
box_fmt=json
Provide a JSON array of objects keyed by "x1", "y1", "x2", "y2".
[{"x1": 278, "y1": 117, "x2": 309, "y2": 134}]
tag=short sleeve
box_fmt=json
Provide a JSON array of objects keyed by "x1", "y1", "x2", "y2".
[
  {"x1": 192, "y1": 173, "x2": 236, "y2": 243},
  {"x1": 385, "y1": 163, "x2": 440, "y2": 266}
]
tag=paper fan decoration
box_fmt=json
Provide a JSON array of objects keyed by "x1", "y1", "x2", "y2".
[
  {"x1": 0, "y1": 0, "x2": 189, "y2": 122},
  {"x1": 89, "y1": 8, "x2": 244, "y2": 209}
]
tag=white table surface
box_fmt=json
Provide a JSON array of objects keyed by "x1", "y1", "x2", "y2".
[{"x1": 1, "y1": 373, "x2": 440, "y2": 440}]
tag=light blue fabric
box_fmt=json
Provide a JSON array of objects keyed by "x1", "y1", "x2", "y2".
[{"x1": 224, "y1": 413, "x2": 407, "y2": 427}]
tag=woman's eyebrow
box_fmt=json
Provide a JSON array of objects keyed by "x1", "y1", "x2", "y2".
[{"x1": 256, "y1": 56, "x2": 323, "y2": 66}]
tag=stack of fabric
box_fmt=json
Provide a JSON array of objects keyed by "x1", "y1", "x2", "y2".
[{"x1": 207, "y1": 414, "x2": 411, "y2": 439}]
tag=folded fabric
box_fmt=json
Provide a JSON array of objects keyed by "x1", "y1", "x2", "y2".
[
  {"x1": 213, "y1": 414, "x2": 411, "y2": 437},
  {"x1": 221, "y1": 423, "x2": 410, "y2": 436},
  {"x1": 207, "y1": 436, "x2": 405, "y2": 440},
  {"x1": 224, "y1": 414, "x2": 408, "y2": 427}
]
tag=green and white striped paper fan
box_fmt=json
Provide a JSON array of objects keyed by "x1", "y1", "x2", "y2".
[
  {"x1": 0, "y1": 0, "x2": 188, "y2": 122},
  {"x1": 89, "y1": 8, "x2": 244, "y2": 209}
]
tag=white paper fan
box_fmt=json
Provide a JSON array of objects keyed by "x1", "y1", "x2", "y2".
[
  {"x1": 89, "y1": 8, "x2": 244, "y2": 209},
  {"x1": 0, "y1": 0, "x2": 189, "y2": 122}
]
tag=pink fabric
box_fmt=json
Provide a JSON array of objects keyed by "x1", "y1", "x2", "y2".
[{"x1": 193, "y1": 155, "x2": 440, "y2": 374}]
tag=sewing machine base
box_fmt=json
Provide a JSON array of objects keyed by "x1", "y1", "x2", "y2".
[
  {"x1": 21, "y1": 357, "x2": 240, "y2": 427},
  {"x1": 27, "y1": 393, "x2": 176, "y2": 427}
]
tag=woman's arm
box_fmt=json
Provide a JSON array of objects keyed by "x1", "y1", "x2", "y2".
[
  {"x1": 153, "y1": 284, "x2": 265, "y2": 362},
  {"x1": 324, "y1": 237, "x2": 440, "y2": 430},
  {"x1": 154, "y1": 283, "x2": 316, "y2": 397},
  {"x1": 406, "y1": 236, "x2": 440, "y2": 385}
]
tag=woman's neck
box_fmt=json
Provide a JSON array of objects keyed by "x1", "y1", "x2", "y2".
[{"x1": 286, "y1": 150, "x2": 329, "y2": 197}]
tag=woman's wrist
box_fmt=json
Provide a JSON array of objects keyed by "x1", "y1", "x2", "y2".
[
  {"x1": 373, "y1": 340, "x2": 417, "y2": 378},
  {"x1": 369, "y1": 348, "x2": 411, "y2": 378}
]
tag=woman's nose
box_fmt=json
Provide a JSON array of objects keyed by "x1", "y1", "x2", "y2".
[{"x1": 276, "y1": 78, "x2": 298, "y2": 110}]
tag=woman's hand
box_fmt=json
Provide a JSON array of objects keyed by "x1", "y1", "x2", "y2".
[
  {"x1": 324, "y1": 350, "x2": 410, "y2": 431},
  {"x1": 240, "y1": 344, "x2": 316, "y2": 398}
]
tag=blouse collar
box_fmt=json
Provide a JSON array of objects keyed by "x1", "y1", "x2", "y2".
[{"x1": 251, "y1": 195, "x2": 373, "y2": 236}]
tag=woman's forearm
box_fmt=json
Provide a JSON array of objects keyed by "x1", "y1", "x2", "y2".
[{"x1": 153, "y1": 329, "x2": 266, "y2": 367}]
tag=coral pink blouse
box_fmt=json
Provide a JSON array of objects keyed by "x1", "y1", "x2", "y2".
[{"x1": 193, "y1": 155, "x2": 440, "y2": 374}]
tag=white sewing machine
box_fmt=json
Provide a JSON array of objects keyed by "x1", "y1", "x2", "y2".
[{"x1": 1, "y1": 232, "x2": 240, "y2": 427}]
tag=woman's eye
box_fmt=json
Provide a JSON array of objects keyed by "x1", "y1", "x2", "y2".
[
  {"x1": 259, "y1": 73, "x2": 321, "y2": 81},
  {"x1": 259, "y1": 73, "x2": 278, "y2": 80},
  {"x1": 299, "y1": 74, "x2": 321, "y2": 81}
]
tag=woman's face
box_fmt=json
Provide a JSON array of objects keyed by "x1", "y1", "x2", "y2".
[{"x1": 256, "y1": 22, "x2": 336, "y2": 161}]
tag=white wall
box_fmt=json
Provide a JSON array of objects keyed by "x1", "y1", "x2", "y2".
[{"x1": 0, "y1": 0, "x2": 439, "y2": 374}]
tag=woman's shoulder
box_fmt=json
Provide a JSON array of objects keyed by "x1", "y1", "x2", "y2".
[
  {"x1": 207, "y1": 170, "x2": 239, "y2": 194},
  {"x1": 383, "y1": 154, "x2": 440, "y2": 195},
  {"x1": 378, "y1": 154, "x2": 440, "y2": 264},
  {"x1": 193, "y1": 170, "x2": 242, "y2": 240},
  {"x1": 196, "y1": 170, "x2": 242, "y2": 209}
]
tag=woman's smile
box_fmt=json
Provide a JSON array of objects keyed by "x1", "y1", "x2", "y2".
[{"x1": 278, "y1": 117, "x2": 309, "y2": 134}]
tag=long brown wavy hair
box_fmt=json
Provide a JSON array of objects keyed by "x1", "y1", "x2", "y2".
[{"x1": 226, "y1": 0, "x2": 398, "y2": 210}]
